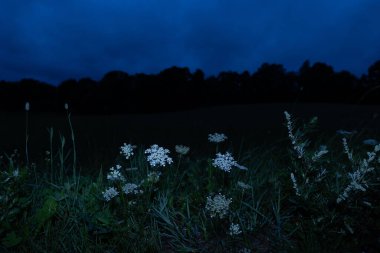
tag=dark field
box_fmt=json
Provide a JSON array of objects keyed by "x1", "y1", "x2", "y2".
[{"x1": 1, "y1": 103, "x2": 379, "y2": 172}]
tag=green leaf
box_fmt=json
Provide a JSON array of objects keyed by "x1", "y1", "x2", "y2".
[
  {"x1": 34, "y1": 197, "x2": 57, "y2": 232},
  {"x1": 2, "y1": 231, "x2": 22, "y2": 248}
]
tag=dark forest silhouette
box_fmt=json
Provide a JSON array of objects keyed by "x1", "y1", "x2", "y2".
[{"x1": 1, "y1": 60, "x2": 380, "y2": 114}]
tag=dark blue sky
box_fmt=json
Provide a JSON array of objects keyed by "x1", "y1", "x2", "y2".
[{"x1": 1, "y1": 0, "x2": 380, "y2": 85}]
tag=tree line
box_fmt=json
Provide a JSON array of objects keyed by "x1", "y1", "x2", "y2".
[{"x1": 1, "y1": 60, "x2": 379, "y2": 114}]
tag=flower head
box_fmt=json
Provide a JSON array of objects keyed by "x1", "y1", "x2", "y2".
[
  {"x1": 208, "y1": 133, "x2": 228, "y2": 143},
  {"x1": 120, "y1": 143, "x2": 136, "y2": 159},
  {"x1": 228, "y1": 223, "x2": 242, "y2": 236},
  {"x1": 175, "y1": 145, "x2": 190, "y2": 155},
  {"x1": 122, "y1": 183, "x2": 143, "y2": 195},
  {"x1": 145, "y1": 144, "x2": 173, "y2": 167},
  {"x1": 102, "y1": 187, "x2": 119, "y2": 201},
  {"x1": 25, "y1": 102, "x2": 30, "y2": 111},
  {"x1": 205, "y1": 193, "x2": 232, "y2": 219},
  {"x1": 107, "y1": 165, "x2": 125, "y2": 182},
  {"x1": 212, "y1": 152, "x2": 238, "y2": 172}
]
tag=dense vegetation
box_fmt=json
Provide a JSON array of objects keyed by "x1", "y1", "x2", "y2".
[
  {"x1": 1, "y1": 110, "x2": 379, "y2": 252},
  {"x1": 1, "y1": 60, "x2": 380, "y2": 114}
]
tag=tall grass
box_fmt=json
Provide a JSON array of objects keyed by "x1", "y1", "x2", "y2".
[{"x1": 0, "y1": 106, "x2": 379, "y2": 252}]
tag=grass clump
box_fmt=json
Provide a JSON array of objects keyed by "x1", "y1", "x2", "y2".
[{"x1": 1, "y1": 110, "x2": 379, "y2": 252}]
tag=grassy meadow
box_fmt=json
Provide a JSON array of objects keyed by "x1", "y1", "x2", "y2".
[{"x1": 1, "y1": 103, "x2": 380, "y2": 252}]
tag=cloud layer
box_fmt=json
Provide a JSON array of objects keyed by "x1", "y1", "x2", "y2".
[{"x1": 1, "y1": 0, "x2": 379, "y2": 85}]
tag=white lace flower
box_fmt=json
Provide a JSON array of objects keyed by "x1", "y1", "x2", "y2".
[
  {"x1": 208, "y1": 133, "x2": 228, "y2": 143},
  {"x1": 205, "y1": 193, "x2": 232, "y2": 219},
  {"x1": 120, "y1": 143, "x2": 136, "y2": 159},
  {"x1": 228, "y1": 223, "x2": 242, "y2": 236},
  {"x1": 25, "y1": 102, "x2": 30, "y2": 111},
  {"x1": 107, "y1": 165, "x2": 125, "y2": 181},
  {"x1": 145, "y1": 144, "x2": 173, "y2": 167},
  {"x1": 212, "y1": 152, "x2": 238, "y2": 172},
  {"x1": 175, "y1": 145, "x2": 190, "y2": 155},
  {"x1": 102, "y1": 187, "x2": 119, "y2": 201},
  {"x1": 122, "y1": 183, "x2": 143, "y2": 195}
]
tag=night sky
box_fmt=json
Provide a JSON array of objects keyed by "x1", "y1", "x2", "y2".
[{"x1": 1, "y1": 0, "x2": 380, "y2": 85}]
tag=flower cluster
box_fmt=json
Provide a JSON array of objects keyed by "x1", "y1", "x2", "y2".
[
  {"x1": 145, "y1": 144, "x2": 173, "y2": 167},
  {"x1": 290, "y1": 172, "x2": 301, "y2": 196},
  {"x1": 122, "y1": 183, "x2": 143, "y2": 195},
  {"x1": 228, "y1": 223, "x2": 242, "y2": 236},
  {"x1": 342, "y1": 138, "x2": 353, "y2": 161},
  {"x1": 102, "y1": 187, "x2": 119, "y2": 201},
  {"x1": 208, "y1": 133, "x2": 228, "y2": 143},
  {"x1": 337, "y1": 144, "x2": 380, "y2": 203},
  {"x1": 212, "y1": 152, "x2": 238, "y2": 172},
  {"x1": 120, "y1": 143, "x2": 136, "y2": 160},
  {"x1": 284, "y1": 111, "x2": 305, "y2": 159},
  {"x1": 107, "y1": 165, "x2": 125, "y2": 182},
  {"x1": 175, "y1": 145, "x2": 190, "y2": 155},
  {"x1": 312, "y1": 145, "x2": 329, "y2": 162},
  {"x1": 205, "y1": 193, "x2": 232, "y2": 219}
]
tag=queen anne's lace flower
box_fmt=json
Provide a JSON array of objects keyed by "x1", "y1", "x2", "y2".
[
  {"x1": 175, "y1": 145, "x2": 190, "y2": 155},
  {"x1": 212, "y1": 152, "x2": 238, "y2": 172},
  {"x1": 208, "y1": 133, "x2": 228, "y2": 143},
  {"x1": 205, "y1": 193, "x2": 232, "y2": 219},
  {"x1": 145, "y1": 145, "x2": 173, "y2": 167},
  {"x1": 228, "y1": 223, "x2": 242, "y2": 236},
  {"x1": 120, "y1": 143, "x2": 136, "y2": 159},
  {"x1": 102, "y1": 187, "x2": 119, "y2": 201},
  {"x1": 107, "y1": 165, "x2": 125, "y2": 181},
  {"x1": 122, "y1": 183, "x2": 143, "y2": 195}
]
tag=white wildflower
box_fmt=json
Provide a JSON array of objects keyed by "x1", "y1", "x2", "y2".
[
  {"x1": 102, "y1": 187, "x2": 119, "y2": 201},
  {"x1": 290, "y1": 172, "x2": 301, "y2": 196},
  {"x1": 107, "y1": 165, "x2": 125, "y2": 182},
  {"x1": 237, "y1": 181, "x2": 252, "y2": 190},
  {"x1": 122, "y1": 183, "x2": 143, "y2": 195},
  {"x1": 120, "y1": 143, "x2": 136, "y2": 159},
  {"x1": 312, "y1": 145, "x2": 329, "y2": 162},
  {"x1": 238, "y1": 248, "x2": 252, "y2": 253},
  {"x1": 284, "y1": 111, "x2": 305, "y2": 159},
  {"x1": 25, "y1": 102, "x2": 30, "y2": 111},
  {"x1": 64, "y1": 103, "x2": 69, "y2": 110},
  {"x1": 363, "y1": 139, "x2": 379, "y2": 146},
  {"x1": 228, "y1": 223, "x2": 242, "y2": 236},
  {"x1": 342, "y1": 138, "x2": 353, "y2": 162},
  {"x1": 205, "y1": 193, "x2": 232, "y2": 219},
  {"x1": 12, "y1": 169, "x2": 19, "y2": 177},
  {"x1": 175, "y1": 145, "x2": 190, "y2": 155},
  {"x1": 145, "y1": 144, "x2": 173, "y2": 167},
  {"x1": 208, "y1": 133, "x2": 228, "y2": 143},
  {"x1": 212, "y1": 152, "x2": 238, "y2": 172}
]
